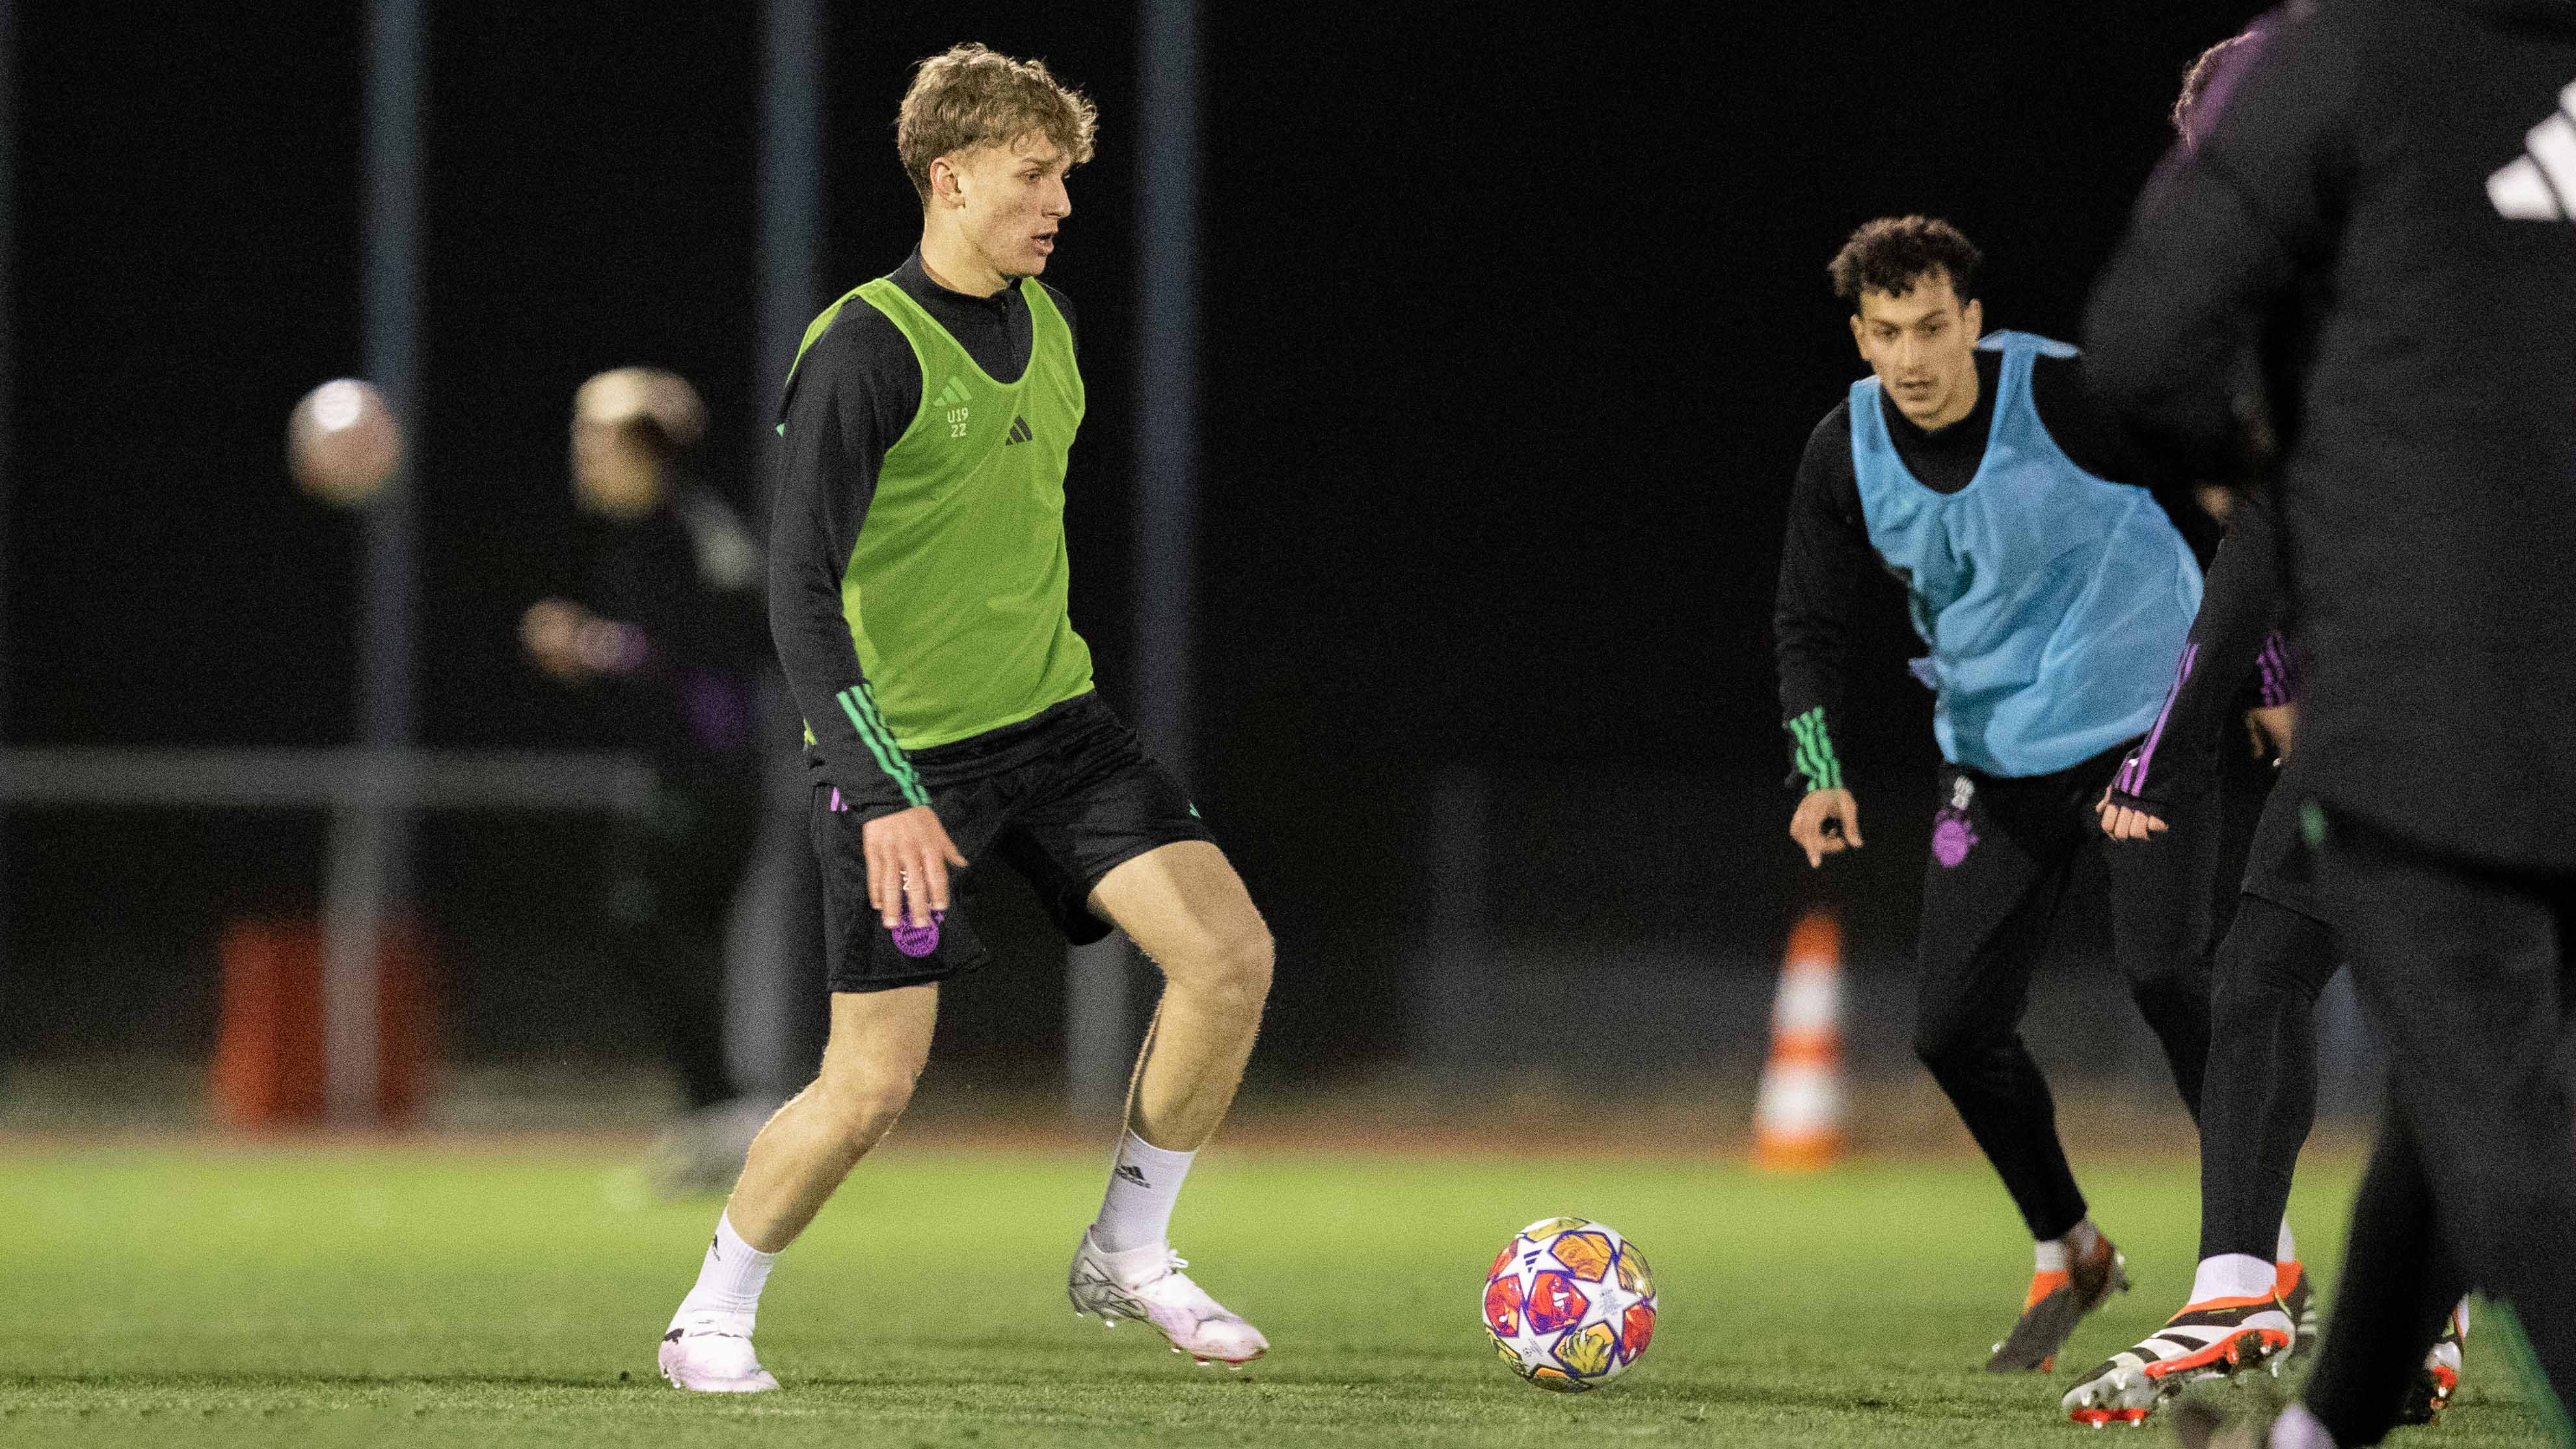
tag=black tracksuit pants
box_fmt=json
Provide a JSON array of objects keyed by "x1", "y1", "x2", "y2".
[
  {"x1": 1912, "y1": 742, "x2": 2216, "y2": 1243},
  {"x1": 606, "y1": 770, "x2": 763, "y2": 1112},
  {"x1": 2300, "y1": 815, "x2": 2576, "y2": 1448},
  {"x1": 2196, "y1": 751, "x2": 2341, "y2": 1264},
  {"x1": 2197, "y1": 891, "x2": 2337, "y2": 1262}
]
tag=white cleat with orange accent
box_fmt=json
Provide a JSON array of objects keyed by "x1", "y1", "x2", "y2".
[
  {"x1": 2398, "y1": 1303, "x2": 2469, "y2": 1426},
  {"x1": 1067, "y1": 1228, "x2": 1268, "y2": 1368},
  {"x1": 2061, "y1": 1293, "x2": 2293, "y2": 1427},
  {"x1": 658, "y1": 1311, "x2": 780, "y2": 1392}
]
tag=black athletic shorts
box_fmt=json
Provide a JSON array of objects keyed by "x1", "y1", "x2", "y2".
[{"x1": 812, "y1": 691, "x2": 1214, "y2": 994}]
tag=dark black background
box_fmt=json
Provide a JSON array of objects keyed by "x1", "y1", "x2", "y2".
[{"x1": 1, "y1": 3, "x2": 2257, "y2": 1079}]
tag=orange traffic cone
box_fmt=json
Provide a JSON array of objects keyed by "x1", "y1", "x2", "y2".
[{"x1": 1752, "y1": 910, "x2": 1845, "y2": 1171}]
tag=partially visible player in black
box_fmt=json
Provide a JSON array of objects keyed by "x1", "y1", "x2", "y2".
[
  {"x1": 522, "y1": 368, "x2": 771, "y2": 1193},
  {"x1": 2061, "y1": 27, "x2": 2481, "y2": 1431},
  {"x1": 2088, "y1": 2, "x2": 2576, "y2": 1445},
  {"x1": 1776, "y1": 217, "x2": 2220, "y2": 1375},
  {"x1": 2061, "y1": 487, "x2": 2345, "y2": 1422}
]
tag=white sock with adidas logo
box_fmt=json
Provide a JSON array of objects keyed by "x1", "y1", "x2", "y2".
[
  {"x1": 1092, "y1": 1131, "x2": 1196, "y2": 1254},
  {"x1": 672, "y1": 1213, "x2": 778, "y2": 1331}
]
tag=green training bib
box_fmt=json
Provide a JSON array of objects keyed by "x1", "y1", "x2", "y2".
[{"x1": 800, "y1": 277, "x2": 1094, "y2": 751}]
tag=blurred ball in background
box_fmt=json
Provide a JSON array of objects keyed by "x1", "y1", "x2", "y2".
[{"x1": 287, "y1": 378, "x2": 405, "y2": 508}]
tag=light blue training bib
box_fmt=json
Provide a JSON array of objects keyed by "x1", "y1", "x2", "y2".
[{"x1": 1850, "y1": 331, "x2": 2201, "y2": 778}]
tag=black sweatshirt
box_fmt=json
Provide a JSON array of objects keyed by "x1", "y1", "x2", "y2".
[
  {"x1": 2086, "y1": 0, "x2": 2576, "y2": 869},
  {"x1": 766, "y1": 251, "x2": 1079, "y2": 803},
  {"x1": 572, "y1": 483, "x2": 769, "y2": 776},
  {"x1": 1773, "y1": 347, "x2": 2214, "y2": 793}
]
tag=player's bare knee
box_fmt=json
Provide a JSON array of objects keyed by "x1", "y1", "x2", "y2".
[
  {"x1": 829, "y1": 1085, "x2": 913, "y2": 1157},
  {"x1": 1190, "y1": 923, "x2": 1273, "y2": 1016},
  {"x1": 812, "y1": 1059, "x2": 919, "y2": 1144}
]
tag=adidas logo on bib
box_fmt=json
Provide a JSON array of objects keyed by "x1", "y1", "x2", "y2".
[
  {"x1": 935, "y1": 375, "x2": 971, "y2": 439},
  {"x1": 2489, "y1": 78, "x2": 2576, "y2": 223}
]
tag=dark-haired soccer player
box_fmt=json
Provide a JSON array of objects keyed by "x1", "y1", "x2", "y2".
[
  {"x1": 655, "y1": 44, "x2": 1272, "y2": 1392},
  {"x1": 1774, "y1": 215, "x2": 2216, "y2": 1373}
]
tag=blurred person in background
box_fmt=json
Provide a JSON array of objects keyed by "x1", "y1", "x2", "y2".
[
  {"x1": 1773, "y1": 215, "x2": 2218, "y2": 1375},
  {"x1": 2087, "y1": 1, "x2": 2576, "y2": 1444},
  {"x1": 522, "y1": 366, "x2": 774, "y2": 1195}
]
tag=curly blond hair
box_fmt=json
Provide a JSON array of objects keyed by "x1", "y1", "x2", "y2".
[{"x1": 896, "y1": 44, "x2": 1098, "y2": 206}]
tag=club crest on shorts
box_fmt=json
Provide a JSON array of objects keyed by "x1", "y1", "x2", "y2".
[
  {"x1": 1933, "y1": 776, "x2": 1978, "y2": 868},
  {"x1": 889, "y1": 908, "x2": 945, "y2": 958}
]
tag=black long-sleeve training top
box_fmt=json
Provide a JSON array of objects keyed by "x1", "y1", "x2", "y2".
[
  {"x1": 2085, "y1": 0, "x2": 2576, "y2": 870},
  {"x1": 766, "y1": 250, "x2": 1078, "y2": 804},
  {"x1": 2109, "y1": 488, "x2": 2295, "y2": 813},
  {"x1": 1773, "y1": 347, "x2": 2214, "y2": 794}
]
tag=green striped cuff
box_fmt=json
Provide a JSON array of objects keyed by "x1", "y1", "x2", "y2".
[
  {"x1": 835, "y1": 683, "x2": 930, "y2": 807},
  {"x1": 1784, "y1": 706, "x2": 1844, "y2": 793}
]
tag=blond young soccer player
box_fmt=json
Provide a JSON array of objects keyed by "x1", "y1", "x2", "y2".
[{"x1": 657, "y1": 44, "x2": 1272, "y2": 1392}]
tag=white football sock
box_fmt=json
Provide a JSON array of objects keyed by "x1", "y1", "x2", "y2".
[
  {"x1": 2034, "y1": 1217, "x2": 2101, "y2": 1273},
  {"x1": 2278, "y1": 1219, "x2": 2298, "y2": 1264},
  {"x1": 672, "y1": 1213, "x2": 777, "y2": 1329},
  {"x1": 1092, "y1": 1130, "x2": 1196, "y2": 1253},
  {"x1": 2271, "y1": 1402, "x2": 2339, "y2": 1449},
  {"x1": 2192, "y1": 1253, "x2": 2278, "y2": 1304}
]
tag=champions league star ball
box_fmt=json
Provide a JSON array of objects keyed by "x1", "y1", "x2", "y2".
[{"x1": 1483, "y1": 1216, "x2": 1657, "y2": 1392}]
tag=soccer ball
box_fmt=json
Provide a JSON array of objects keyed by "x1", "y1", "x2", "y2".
[
  {"x1": 287, "y1": 379, "x2": 405, "y2": 508},
  {"x1": 1483, "y1": 1216, "x2": 1657, "y2": 1392}
]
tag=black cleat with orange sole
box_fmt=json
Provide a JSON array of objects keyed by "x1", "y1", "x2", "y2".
[{"x1": 1987, "y1": 1231, "x2": 2129, "y2": 1374}]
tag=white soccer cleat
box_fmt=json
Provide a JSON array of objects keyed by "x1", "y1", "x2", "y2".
[
  {"x1": 1067, "y1": 1228, "x2": 1268, "y2": 1367},
  {"x1": 2398, "y1": 1304, "x2": 2468, "y2": 1425},
  {"x1": 658, "y1": 1311, "x2": 780, "y2": 1392},
  {"x1": 2061, "y1": 1294, "x2": 2293, "y2": 1427}
]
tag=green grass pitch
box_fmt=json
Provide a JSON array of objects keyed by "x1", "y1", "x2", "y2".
[{"x1": 0, "y1": 1141, "x2": 2558, "y2": 1447}]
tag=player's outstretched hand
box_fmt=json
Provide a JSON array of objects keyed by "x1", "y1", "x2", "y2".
[
  {"x1": 2249, "y1": 702, "x2": 2298, "y2": 761},
  {"x1": 1790, "y1": 788, "x2": 1862, "y2": 869},
  {"x1": 862, "y1": 804, "x2": 969, "y2": 929},
  {"x1": 2094, "y1": 784, "x2": 2169, "y2": 842},
  {"x1": 520, "y1": 598, "x2": 590, "y2": 681}
]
